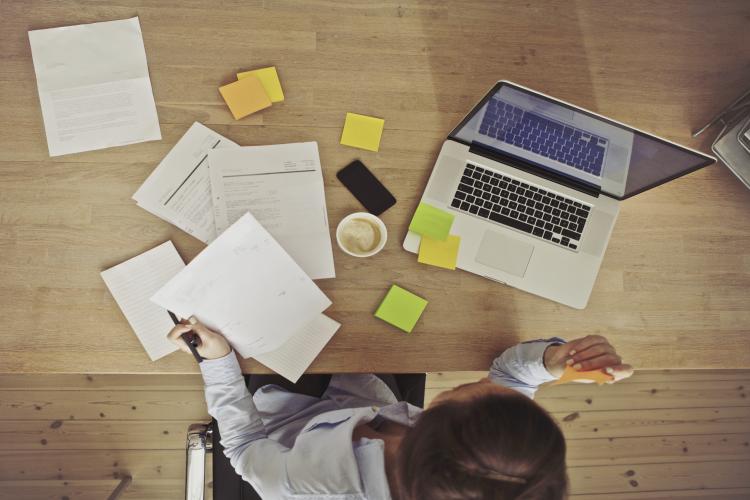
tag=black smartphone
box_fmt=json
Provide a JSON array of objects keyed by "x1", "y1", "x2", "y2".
[{"x1": 336, "y1": 160, "x2": 396, "y2": 215}]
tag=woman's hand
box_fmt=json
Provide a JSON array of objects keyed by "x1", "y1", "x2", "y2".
[
  {"x1": 167, "y1": 317, "x2": 232, "y2": 360},
  {"x1": 544, "y1": 335, "x2": 633, "y2": 383}
]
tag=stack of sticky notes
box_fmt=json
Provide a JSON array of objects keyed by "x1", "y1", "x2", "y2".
[
  {"x1": 375, "y1": 285, "x2": 428, "y2": 333},
  {"x1": 219, "y1": 66, "x2": 284, "y2": 120},
  {"x1": 340, "y1": 112, "x2": 385, "y2": 152},
  {"x1": 409, "y1": 202, "x2": 462, "y2": 270}
]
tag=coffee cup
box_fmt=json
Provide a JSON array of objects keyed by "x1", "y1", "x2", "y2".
[{"x1": 336, "y1": 212, "x2": 387, "y2": 258}]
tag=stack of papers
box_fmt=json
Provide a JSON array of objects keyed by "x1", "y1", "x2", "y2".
[
  {"x1": 101, "y1": 241, "x2": 184, "y2": 361},
  {"x1": 28, "y1": 17, "x2": 161, "y2": 157},
  {"x1": 208, "y1": 142, "x2": 335, "y2": 279},
  {"x1": 133, "y1": 124, "x2": 335, "y2": 280},
  {"x1": 133, "y1": 122, "x2": 238, "y2": 243},
  {"x1": 151, "y1": 212, "x2": 338, "y2": 381}
]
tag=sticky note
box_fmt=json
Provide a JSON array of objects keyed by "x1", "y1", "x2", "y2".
[
  {"x1": 418, "y1": 235, "x2": 460, "y2": 270},
  {"x1": 237, "y1": 66, "x2": 285, "y2": 102},
  {"x1": 552, "y1": 365, "x2": 614, "y2": 386},
  {"x1": 408, "y1": 202, "x2": 454, "y2": 241},
  {"x1": 219, "y1": 75, "x2": 272, "y2": 120},
  {"x1": 340, "y1": 113, "x2": 385, "y2": 152},
  {"x1": 375, "y1": 285, "x2": 428, "y2": 333}
]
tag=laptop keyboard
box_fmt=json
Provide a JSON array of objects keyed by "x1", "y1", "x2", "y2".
[
  {"x1": 451, "y1": 163, "x2": 591, "y2": 250},
  {"x1": 479, "y1": 97, "x2": 608, "y2": 176}
]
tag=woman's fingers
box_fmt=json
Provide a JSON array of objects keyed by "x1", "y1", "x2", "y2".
[
  {"x1": 166, "y1": 324, "x2": 194, "y2": 353},
  {"x1": 564, "y1": 335, "x2": 608, "y2": 357},
  {"x1": 606, "y1": 364, "x2": 634, "y2": 382},
  {"x1": 569, "y1": 343, "x2": 616, "y2": 364},
  {"x1": 167, "y1": 324, "x2": 192, "y2": 341},
  {"x1": 573, "y1": 353, "x2": 622, "y2": 371}
]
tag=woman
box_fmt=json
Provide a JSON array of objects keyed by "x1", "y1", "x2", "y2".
[{"x1": 169, "y1": 320, "x2": 632, "y2": 499}]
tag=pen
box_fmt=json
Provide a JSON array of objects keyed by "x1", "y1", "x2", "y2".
[{"x1": 168, "y1": 311, "x2": 204, "y2": 363}]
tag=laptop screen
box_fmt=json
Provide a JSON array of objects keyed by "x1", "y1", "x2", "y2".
[{"x1": 450, "y1": 82, "x2": 713, "y2": 199}]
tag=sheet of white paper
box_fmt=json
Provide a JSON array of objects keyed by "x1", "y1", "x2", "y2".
[
  {"x1": 133, "y1": 122, "x2": 238, "y2": 243},
  {"x1": 254, "y1": 314, "x2": 340, "y2": 383},
  {"x1": 151, "y1": 212, "x2": 332, "y2": 357},
  {"x1": 101, "y1": 241, "x2": 184, "y2": 361},
  {"x1": 28, "y1": 17, "x2": 161, "y2": 157},
  {"x1": 208, "y1": 142, "x2": 336, "y2": 280}
]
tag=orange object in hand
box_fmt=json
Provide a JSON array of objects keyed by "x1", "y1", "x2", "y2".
[{"x1": 552, "y1": 365, "x2": 614, "y2": 386}]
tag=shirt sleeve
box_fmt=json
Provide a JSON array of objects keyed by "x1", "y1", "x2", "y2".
[
  {"x1": 200, "y1": 352, "x2": 289, "y2": 498},
  {"x1": 488, "y1": 338, "x2": 566, "y2": 399}
]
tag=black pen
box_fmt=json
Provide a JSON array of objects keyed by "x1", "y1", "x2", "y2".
[{"x1": 168, "y1": 311, "x2": 204, "y2": 363}]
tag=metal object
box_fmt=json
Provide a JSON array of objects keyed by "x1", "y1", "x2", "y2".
[
  {"x1": 186, "y1": 423, "x2": 213, "y2": 500},
  {"x1": 694, "y1": 87, "x2": 750, "y2": 189},
  {"x1": 107, "y1": 475, "x2": 133, "y2": 500}
]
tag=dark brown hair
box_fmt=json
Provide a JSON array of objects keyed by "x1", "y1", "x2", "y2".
[{"x1": 397, "y1": 391, "x2": 567, "y2": 500}]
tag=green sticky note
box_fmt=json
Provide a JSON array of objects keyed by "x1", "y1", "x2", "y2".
[
  {"x1": 408, "y1": 202, "x2": 454, "y2": 241},
  {"x1": 418, "y1": 235, "x2": 460, "y2": 270},
  {"x1": 375, "y1": 285, "x2": 428, "y2": 333}
]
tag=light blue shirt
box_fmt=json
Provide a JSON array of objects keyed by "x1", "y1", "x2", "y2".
[{"x1": 200, "y1": 338, "x2": 564, "y2": 499}]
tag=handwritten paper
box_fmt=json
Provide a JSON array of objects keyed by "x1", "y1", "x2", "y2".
[
  {"x1": 375, "y1": 285, "x2": 428, "y2": 333},
  {"x1": 101, "y1": 241, "x2": 184, "y2": 361},
  {"x1": 418, "y1": 235, "x2": 460, "y2": 270},
  {"x1": 340, "y1": 112, "x2": 385, "y2": 152},
  {"x1": 552, "y1": 365, "x2": 614, "y2": 386},
  {"x1": 408, "y1": 202, "x2": 454, "y2": 241},
  {"x1": 219, "y1": 75, "x2": 272, "y2": 120},
  {"x1": 237, "y1": 66, "x2": 284, "y2": 102}
]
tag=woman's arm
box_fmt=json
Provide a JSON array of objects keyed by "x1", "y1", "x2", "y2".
[
  {"x1": 168, "y1": 321, "x2": 288, "y2": 498},
  {"x1": 488, "y1": 338, "x2": 566, "y2": 398},
  {"x1": 489, "y1": 335, "x2": 633, "y2": 398}
]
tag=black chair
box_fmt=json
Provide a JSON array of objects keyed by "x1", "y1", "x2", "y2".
[{"x1": 185, "y1": 373, "x2": 426, "y2": 500}]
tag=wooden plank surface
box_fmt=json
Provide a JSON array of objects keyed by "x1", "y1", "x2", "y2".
[
  {"x1": 1, "y1": 0, "x2": 749, "y2": 374},
  {"x1": 1, "y1": 369, "x2": 750, "y2": 498}
]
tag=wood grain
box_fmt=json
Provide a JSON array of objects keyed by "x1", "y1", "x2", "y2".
[{"x1": 1, "y1": 0, "x2": 749, "y2": 374}]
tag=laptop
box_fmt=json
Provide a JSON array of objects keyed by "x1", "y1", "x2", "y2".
[{"x1": 403, "y1": 81, "x2": 715, "y2": 309}]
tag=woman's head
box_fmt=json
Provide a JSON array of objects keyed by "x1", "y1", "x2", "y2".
[{"x1": 397, "y1": 379, "x2": 567, "y2": 500}]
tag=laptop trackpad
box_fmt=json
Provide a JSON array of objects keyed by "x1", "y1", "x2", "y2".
[{"x1": 475, "y1": 231, "x2": 534, "y2": 278}]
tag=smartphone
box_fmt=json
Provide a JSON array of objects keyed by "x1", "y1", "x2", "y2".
[{"x1": 336, "y1": 160, "x2": 396, "y2": 215}]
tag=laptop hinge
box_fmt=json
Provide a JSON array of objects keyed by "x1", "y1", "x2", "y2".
[{"x1": 468, "y1": 142, "x2": 601, "y2": 198}]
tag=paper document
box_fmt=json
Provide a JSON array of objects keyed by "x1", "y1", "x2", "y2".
[
  {"x1": 208, "y1": 142, "x2": 336, "y2": 279},
  {"x1": 28, "y1": 17, "x2": 160, "y2": 156},
  {"x1": 255, "y1": 314, "x2": 340, "y2": 383},
  {"x1": 133, "y1": 122, "x2": 238, "y2": 243},
  {"x1": 151, "y1": 212, "x2": 332, "y2": 357},
  {"x1": 101, "y1": 241, "x2": 184, "y2": 361}
]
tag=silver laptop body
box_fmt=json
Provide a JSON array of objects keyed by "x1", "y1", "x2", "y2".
[{"x1": 403, "y1": 81, "x2": 714, "y2": 309}]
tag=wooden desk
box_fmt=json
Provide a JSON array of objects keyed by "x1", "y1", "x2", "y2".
[{"x1": 1, "y1": 0, "x2": 749, "y2": 374}]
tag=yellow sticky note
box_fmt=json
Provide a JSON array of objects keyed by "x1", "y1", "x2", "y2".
[
  {"x1": 219, "y1": 75, "x2": 272, "y2": 120},
  {"x1": 237, "y1": 66, "x2": 285, "y2": 103},
  {"x1": 340, "y1": 113, "x2": 385, "y2": 152},
  {"x1": 551, "y1": 365, "x2": 614, "y2": 386},
  {"x1": 418, "y1": 235, "x2": 460, "y2": 270}
]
